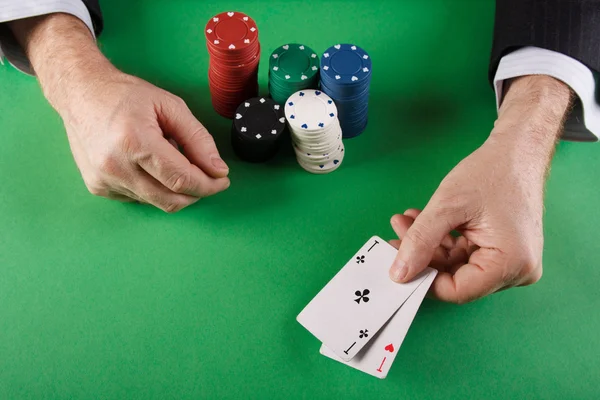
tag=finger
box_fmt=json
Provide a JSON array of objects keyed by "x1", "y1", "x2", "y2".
[
  {"x1": 389, "y1": 239, "x2": 401, "y2": 249},
  {"x1": 158, "y1": 95, "x2": 229, "y2": 178},
  {"x1": 106, "y1": 191, "x2": 137, "y2": 203},
  {"x1": 429, "y1": 248, "x2": 508, "y2": 304},
  {"x1": 390, "y1": 214, "x2": 416, "y2": 239},
  {"x1": 402, "y1": 208, "x2": 421, "y2": 219},
  {"x1": 167, "y1": 137, "x2": 179, "y2": 149},
  {"x1": 390, "y1": 213, "x2": 468, "y2": 272},
  {"x1": 389, "y1": 202, "x2": 465, "y2": 283},
  {"x1": 128, "y1": 172, "x2": 201, "y2": 213},
  {"x1": 389, "y1": 237, "x2": 465, "y2": 272},
  {"x1": 517, "y1": 266, "x2": 543, "y2": 286},
  {"x1": 402, "y1": 209, "x2": 456, "y2": 249},
  {"x1": 137, "y1": 134, "x2": 230, "y2": 198},
  {"x1": 117, "y1": 186, "x2": 147, "y2": 204}
]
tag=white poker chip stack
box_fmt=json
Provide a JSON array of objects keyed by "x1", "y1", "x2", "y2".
[{"x1": 284, "y1": 90, "x2": 345, "y2": 174}]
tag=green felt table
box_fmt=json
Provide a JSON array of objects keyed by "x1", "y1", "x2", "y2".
[{"x1": 1, "y1": 0, "x2": 599, "y2": 398}]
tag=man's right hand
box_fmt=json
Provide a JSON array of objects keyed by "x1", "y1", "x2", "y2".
[{"x1": 10, "y1": 13, "x2": 230, "y2": 212}]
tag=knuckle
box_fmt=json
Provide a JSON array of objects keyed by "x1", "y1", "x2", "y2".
[
  {"x1": 171, "y1": 95, "x2": 187, "y2": 108},
  {"x1": 162, "y1": 201, "x2": 185, "y2": 214},
  {"x1": 407, "y1": 224, "x2": 437, "y2": 250},
  {"x1": 520, "y1": 250, "x2": 543, "y2": 278},
  {"x1": 117, "y1": 129, "x2": 142, "y2": 155},
  {"x1": 96, "y1": 154, "x2": 120, "y2": 176},
  {"x1": 84, "y1": 177, "x2": 107, "y2": 197},
  {"x1": 522, "y1": 263, "x2": 543, "y2": 286},
  {"x1": 166, "y1": 170, "x2": 192, "y2": 194},
  {"x1": 190, "y1": 126, "x2": 214, "y2": 144},
  {"x1": 92, "y1": 129, "x2": 142, "y2": 171},
  {"x1": 529, "y1": 267, "x2": 543, "y2": 284}
]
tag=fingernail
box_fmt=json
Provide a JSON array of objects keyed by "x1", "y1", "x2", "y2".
[
  {"x1": 390, "y1": 260, "x2": 408, "y2": 282},
  {"x1": 211, "y1": 156, "x2": 228, "y2": 170}
]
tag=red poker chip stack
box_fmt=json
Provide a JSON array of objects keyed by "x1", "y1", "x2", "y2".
[{"x1": 205, "y1": 11, "x2": 260, "y2": 119}]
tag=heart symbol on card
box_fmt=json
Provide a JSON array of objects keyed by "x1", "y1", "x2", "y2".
[{"x1": 384, "y1": 344, "x2": 395, "y2": 353}]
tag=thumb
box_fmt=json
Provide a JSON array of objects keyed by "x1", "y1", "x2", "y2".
[
  {"x1": 158, "y1": 95, "x2": 229, "y2": 179},
  {"x1": 389, "y1": 204, "x2": 461, "y2": 283}
]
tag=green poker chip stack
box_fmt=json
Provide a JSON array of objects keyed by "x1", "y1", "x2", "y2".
[{"x1": 268, "y1": 43, "x2": 320, "y2": 105}]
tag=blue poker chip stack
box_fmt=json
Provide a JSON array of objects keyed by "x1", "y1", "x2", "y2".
[{"x1": 319, "y1": 44, "x2": 372, "y2": 138}]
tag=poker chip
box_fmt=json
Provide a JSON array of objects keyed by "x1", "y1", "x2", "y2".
[
  {"x1": 205, "y1": 11, "x2": 261, "y2": 119},
  {"x1": 320, "y1": 44, "x2": 372, "y2": 138},
  {"x1": 285, "y1": 90, "x2": 344, "y2": 174},
  {"x1": 231, "y1": 97, "x2": 287, "y2": 162},
  {"x1": 268, "y1": 43, "x2": 320, "y2": 105}
]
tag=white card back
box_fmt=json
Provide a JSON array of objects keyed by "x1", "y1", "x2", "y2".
[{"x1": 297, "y1": 236, "x2": 429, "y2": 361}]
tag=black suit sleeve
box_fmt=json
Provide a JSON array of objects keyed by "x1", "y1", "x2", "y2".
[
  {"x1": 81, "y1": 0, "x2": 103, "y2": 36},
  {"x1": 489, "y1": 0, "x2": 600, "y2": 84}
]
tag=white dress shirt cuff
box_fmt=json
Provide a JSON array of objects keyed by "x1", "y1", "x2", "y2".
[
  {"x1": 0, "y1": 0, "x2": 95, "y2": 75},
  {"x1": 494, "y1": 46, "x2": 599, "y2": 142}
]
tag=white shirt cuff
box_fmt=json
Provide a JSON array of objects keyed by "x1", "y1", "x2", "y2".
[
  {"x1": 494, "y1": 46, "x2": 599, "y2": 142},
  {"x1": 0, "y1": 0, "x2": 95, "y2": 75}
]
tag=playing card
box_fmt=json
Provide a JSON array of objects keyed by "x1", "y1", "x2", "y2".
[
  {"x1": 319, "y1": 268, "x2": 437, "y2": 378},
  {"x1": 297, "y1": 236, "x2": 430, "y2": 361}
]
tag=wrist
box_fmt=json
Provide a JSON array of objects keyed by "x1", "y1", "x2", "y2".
[
  {"x1": 491, "y1": 75, "x2": 573, "y2": 146},
  {"x1": 9, "y1": 13, "x2": 117, "y2": 114},
  {"x1": 488, "y1": 75, "x2": 573, "y2": 174}
]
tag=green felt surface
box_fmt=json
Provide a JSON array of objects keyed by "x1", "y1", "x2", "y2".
[{"x1": 1, "y1": 0, "x2": 599, "y2": 399}]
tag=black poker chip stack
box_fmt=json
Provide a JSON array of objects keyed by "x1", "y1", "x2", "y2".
[{"x1": 231, "y1": 97, "x2": 287, "y2": 162}]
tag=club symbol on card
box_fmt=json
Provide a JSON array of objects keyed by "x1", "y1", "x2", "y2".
[
  {"x1": 359, "y1": 329, "x2": 369, "y2": 338},
  {"x1": 356, "y1": 255, "x2": 365, "y2": 264},
  {"x1": 354, "y1": 289, "x2": 370, "y2": 304}
]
